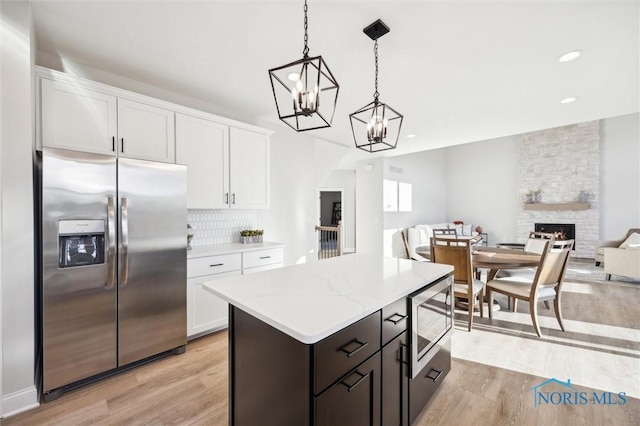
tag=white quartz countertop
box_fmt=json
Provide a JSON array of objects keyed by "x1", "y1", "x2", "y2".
[
  {"x1": 204, "y1": 253, "x2": 453, "y2": 344},
  {"x1": 187, "y1": 241, "x2": 285, "y2": 258}
]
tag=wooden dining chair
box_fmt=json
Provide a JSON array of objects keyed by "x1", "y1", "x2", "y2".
[
  {"x1": 433, "y1": 228, "x2": 457, "y2": 237},
  {"x1": 431, "y1": 236, "x2": 484, "y2": 331},
  {"x1": 496, "y1": 232, "x2": 555, "y2": 311},
  {"x1": 486, "y1": 240, "x2": 574, "y2": 337}
]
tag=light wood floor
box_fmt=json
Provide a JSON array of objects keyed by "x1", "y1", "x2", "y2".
[{"x1": 3, "y1": 262, "x2": 639, "y2": 425}]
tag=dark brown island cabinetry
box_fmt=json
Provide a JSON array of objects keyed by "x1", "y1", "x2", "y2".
[{"x1": 229, "y1": 291, "x2": 449, "y2": 426}]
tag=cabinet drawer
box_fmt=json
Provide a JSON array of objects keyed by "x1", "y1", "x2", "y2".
[
  {"x1": 409, "y1": 340, "x2": 451, "y2": 423},
  {"x1": 243, "y1": 248, "x2": 283, "y2": 269},
  {"x1": 382, "y1": 297, "x2": 408, "y2": 345},
  {"x1": 314, "y1": 311, "x2": 381, "y2": 395},
  {"x1": 188, "y1": 253, "x2": 241, "y2": 278}
]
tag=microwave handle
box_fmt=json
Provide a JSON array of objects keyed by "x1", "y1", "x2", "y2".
[
  {"x1": 120, "y1": 197, "x2": 129, "y2": 286},
  {"x1": 106, "y1": 196, "x2": 116, "y2": 288}
]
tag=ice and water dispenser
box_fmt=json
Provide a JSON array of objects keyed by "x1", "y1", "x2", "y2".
[{"x1": 58, "y1": 220, "x2": 106, "y2": 268}]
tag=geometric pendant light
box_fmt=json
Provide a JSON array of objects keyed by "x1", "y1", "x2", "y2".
[
  {"x1": 350, "y1": 19, "x2": 403, "y2": 152},
  {"x1": 268, "y1": 0, "x2": 340, "y2": 132}
]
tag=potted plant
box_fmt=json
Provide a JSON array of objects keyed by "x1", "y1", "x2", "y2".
[{"x1": 240, "y1": 229, "x2": 264, "y2": 244}]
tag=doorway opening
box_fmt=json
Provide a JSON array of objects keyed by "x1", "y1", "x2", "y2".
[{"x1": 317, "y1": 189, "x2": 344, "y2": 258}]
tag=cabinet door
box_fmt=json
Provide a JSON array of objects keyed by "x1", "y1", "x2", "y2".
[
  {"x1": 315, "y1": 352, "x2": 380, "y2": 426},
  {"x1": 382, "y1": 332, "x2": 409, "y2": 426},
  {"x1": 40, "y1": 78, "x2": 118, "y2": 155},
  {"x1": 176, "y1": 114, "x2": 229, "y2": 209},
  {"x1": 117, "y1": 98, "x2": 175, "y2": 163},
  {"x1": 187, "y1": 270, "x2": 241, "y2": 339},
  {"x1": 229, "y1": 127, "x2": 270, "y2": 209}
]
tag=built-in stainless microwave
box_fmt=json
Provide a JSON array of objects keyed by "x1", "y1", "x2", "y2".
[{"x1": 409, "y1": 273, "x2": 454, "y2": 378}]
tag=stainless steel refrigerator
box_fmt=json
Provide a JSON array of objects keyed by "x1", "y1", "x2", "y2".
[{"x1": 39, "y1": 147, "x2": 187, "y2": 401}]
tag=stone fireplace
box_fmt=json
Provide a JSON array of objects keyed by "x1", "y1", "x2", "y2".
[{"x1": 516, "y1": 121, "x2": 599, "y2": 258}]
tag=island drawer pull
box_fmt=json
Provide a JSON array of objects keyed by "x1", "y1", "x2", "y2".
[
  {"x1": 384, "y1": 313, "x2": 407, "y2": 325},
  {"x1": 426, "y1": 368, "x2": 443, "y2": 382},
  {"x1": 210, "y1": 263, "x2": 224, "y2": 267},
  {"x1": 338, "y1": 339, "x2": 369, "y2": 358},
  {"x1": 260, "y1": 256, "x2": 271, "y2": 259},
  {"x1": 340, "y1": 370, "x2": 368, "y2": 393}
]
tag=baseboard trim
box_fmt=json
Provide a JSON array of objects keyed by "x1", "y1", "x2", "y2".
[{"x1": 2, "y1": 386, "x2": 39, "y2": 418}]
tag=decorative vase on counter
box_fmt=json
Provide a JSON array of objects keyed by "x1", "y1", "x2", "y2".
[{"x1": 187, "y1": 224, "x2": 194, "y2": 249}]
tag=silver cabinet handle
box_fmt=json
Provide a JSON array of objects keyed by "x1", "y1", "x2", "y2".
[
  {"x1": 210, "y1": 263, "x2": 224, "y2": 267},
  {"x1": 225, "y1": 193, "x2": 229, "y2": 204},
  {"x1": 232, "y1": 193, "x2": 236, "y2": 204},
  {"x1": 260, "y1": 256, "x2": 271, "y2": 260},
  {"x1": 120, "y1": 197, "x2": 129, "y2": 286},
  {"x1": 106, "y1": 196, "x2": 116, "y2": 288}
]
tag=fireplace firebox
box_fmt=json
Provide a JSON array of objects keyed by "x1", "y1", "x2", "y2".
[{"x1": 535, "y1": 223, "x2": 575, "y2": 250}]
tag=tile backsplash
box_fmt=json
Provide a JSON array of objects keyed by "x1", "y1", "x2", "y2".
[{"x1": 187, "y1": 209, "x2": 258, "y2": 246}]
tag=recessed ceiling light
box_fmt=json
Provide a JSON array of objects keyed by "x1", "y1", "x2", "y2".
[
  {"x1": 287, "y1": 72, "x2": 300, "y2": 81},
  {"x1": 406, "y1": 134, "x2": 417, "y2": 138},
  {"x1": 560, "y1": 97, "x2": 578, "y2": 104},
  {"x1": 558, "y1": 50, "x2": 582, "y2": 63}
]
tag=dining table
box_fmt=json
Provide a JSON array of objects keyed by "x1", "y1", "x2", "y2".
[
  {"x1": 414, "y1": 245, "x2": 541, "y2": 278},
  {"x1": 415, "y1": 245, "x2": 542, "y2": 311},
  {"x1": 471, "y1": 246, "x2": 541, "y2": 281}
]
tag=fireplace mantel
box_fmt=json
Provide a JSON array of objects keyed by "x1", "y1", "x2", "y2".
[{"x1": 523, "y1": 202, "x2": 590, "y2": 211}]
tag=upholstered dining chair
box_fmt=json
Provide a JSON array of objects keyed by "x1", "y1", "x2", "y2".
[
  {"x1": 486, "y1": 240, "x2": 573, "y2": 337},
  {"x1": 496, "y1": 232, "x2": 556, "y2": 310},
  {"x1": 431, "y1": 236, "x2": 484, "y2": 332}
]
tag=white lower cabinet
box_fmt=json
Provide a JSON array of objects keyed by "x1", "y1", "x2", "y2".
[
  {"x1": 187, "y1": 246, "x2": 285, "y2": 338},
  {"x1": 187, "y1": 253, "x2": 241, "y2": 339},
  {"x1": 242, "y1": 248, "x2": 284, "y2": 274}
]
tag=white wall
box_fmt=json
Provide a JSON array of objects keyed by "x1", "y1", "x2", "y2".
[
  {"x1": 383, "y1": 150, "x2": 448, "y2": 256},
  {"x1": 600, "y1": 113, "x2": 640, "y2": 239},
  {"x1": 443, "y1": 114, "x2": 639, "y2": 248},
  {"x1": 445, "y1": 135, "x2": 519, "y2": 245},
  {"x1": 384, "y1": 149, "x2": 449, "y2": 228},
  {"x1": 256, "y1": 128, "x2": 319, "y2": 266},
  {"x1": 0, "y1": 1, "x2": 38, "y2": 415},
  {"x1": 356, "y1": 159, "x2": 384, "y2": 255}
]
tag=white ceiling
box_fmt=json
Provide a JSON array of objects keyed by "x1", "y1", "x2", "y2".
[{"x1": 31, "y1": 1, "x2": 639, "y2": 167}]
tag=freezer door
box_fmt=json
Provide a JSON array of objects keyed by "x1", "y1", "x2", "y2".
[
  {"x1": 42, "y1": 148, "x2": 118, "y2": 392},
  {"x1": 117, "y1": 158, "x2": 187, "y2": 366}
]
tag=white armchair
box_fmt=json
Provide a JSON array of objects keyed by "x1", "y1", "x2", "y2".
[
  {"x1": 603, "y1": 229, "x2": 640, "y2": 280},
  {"x1": 604, "y1": 247, "x2": 640, "y2": 280},
  {"x1": 595, "y1": 228, "x2": 640, "y2": 266}
]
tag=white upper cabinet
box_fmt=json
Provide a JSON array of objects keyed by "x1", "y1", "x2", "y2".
[
  {"x1": 37, "y1": 68, "x2": 271, "y2": 196},
  {"x1": 117, "y1": 99, "x2": 175, "y2": 163},
  {"x1": 38, "y1": 70, "x2": 175, "y2": 163},
  {"x1": 176, "y1": 113, "x2": 229, "y2": 209},
  {"x1": 176, "y1": 117, "x2": 271, "y2": 210},
  {"x1": 229, "y1": 127, "x2": 270, "y2": 209},
  {"x1": 40, "y1": 78, "x2": 118, "y2": 156}
]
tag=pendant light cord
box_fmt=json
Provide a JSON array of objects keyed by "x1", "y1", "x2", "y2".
[
  {"x1": 303, "y1": 0, "x2": 309, "y2": 58},
  {"x1": 373, "y1": 36, "x2": 379, "y2": 102}
]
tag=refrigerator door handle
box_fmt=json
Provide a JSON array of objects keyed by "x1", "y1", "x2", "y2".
[
  {"x1": 106, "y1": 196, "x2": 116, "y2": 288},
  {"x1": 120, "y1": 197, "x2": 129, "y2": 286}
]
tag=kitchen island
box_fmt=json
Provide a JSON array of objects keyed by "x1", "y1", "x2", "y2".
[{"x1": 205, "y1": 253, "x2": 453, "y2": 426}]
